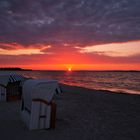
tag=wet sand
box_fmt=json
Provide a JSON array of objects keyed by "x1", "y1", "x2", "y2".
[{"x1": 0, "y1": 84, "x2": 140, "y2": 140}]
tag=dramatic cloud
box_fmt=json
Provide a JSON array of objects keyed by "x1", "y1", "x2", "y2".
[
  {"x1": 0, "y1": 0, "x2": 140, "y2": 46},
  {"x1": 79, "y1": 41, "x2": 140, "y2": 57},
  {"x1": 0, "y1": 0, "x2": 140, "y2": 70},
  {"x1": 0, "y1": 42, "x2": 51, "y2": 55}
]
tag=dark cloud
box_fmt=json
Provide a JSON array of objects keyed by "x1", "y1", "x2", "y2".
[{"x1": 0, "y1": 0, "x2": 140, "y2": 46}]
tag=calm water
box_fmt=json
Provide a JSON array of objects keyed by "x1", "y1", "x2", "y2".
[{"x1": 16, "y1": 70, "x2": 140, "y2": 95}]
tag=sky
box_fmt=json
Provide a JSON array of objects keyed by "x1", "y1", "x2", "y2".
[{"x1": 0, "y1": 0, "x2": 140, "y2": 70}]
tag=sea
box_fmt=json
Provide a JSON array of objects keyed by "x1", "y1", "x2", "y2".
[{"x1": 16, "y1": 70, "x2": 140, "y2": 95}]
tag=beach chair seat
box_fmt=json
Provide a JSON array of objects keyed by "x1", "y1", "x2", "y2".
[
  {"x1": 6, "y1": 81, "x2": 21, "y2": 101},
  {"x1": 21, "y1": 79, "x2": 60, "y2": 130}
]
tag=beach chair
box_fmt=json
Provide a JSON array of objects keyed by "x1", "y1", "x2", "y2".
[
  {"x1": 0, "y1": 75, "x2": 9, "y2": 101},
  {"x1": 0, "y1": 74, "x2": 24, "y2": 101},
  {"x1": 21, "y1": 79, "x2": 61, "y2": 130},
  {"x1": 0, "y1": 82, "x2": 21, "y2": 101},
  {"x1": 0, "y1": 84, "x2": 7, "y2": 101}
]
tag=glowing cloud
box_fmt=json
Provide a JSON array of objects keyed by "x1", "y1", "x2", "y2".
[
  {"x1": 80, "y1": 41, "x2": 140, "y2": 57},
  {"x1": 0, "y1": 42, "x2": 51, "y2": 55},
  {"x1": 0, "y1": 48, "x2": 44, "y2": 55}
]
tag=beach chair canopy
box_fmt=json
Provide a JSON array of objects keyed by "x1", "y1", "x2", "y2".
[
  {"x1": 0, "y1": 73, "x2": 25, "y2": 86},
  {"x1": 22, "y1": 79, "x2": 61, "y2": 111}
]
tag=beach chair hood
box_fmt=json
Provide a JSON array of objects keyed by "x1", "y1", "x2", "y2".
[
  {"x1": 22, "y1": 79, "x2": 60, "y2": 111},
  {"x1": 0, "y1": 73, "x2": 25, "y2": 86}
]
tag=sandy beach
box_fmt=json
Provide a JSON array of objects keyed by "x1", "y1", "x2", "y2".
[{"x1": 0, "y1": 84, "x2": 140, "y2": 140}]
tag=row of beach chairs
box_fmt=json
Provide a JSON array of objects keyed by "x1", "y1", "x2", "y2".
[{"x1": 0, "y1": 74, "x2": 61, "y2": 130}]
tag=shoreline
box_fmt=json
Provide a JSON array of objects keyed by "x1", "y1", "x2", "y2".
[
  {"x1": 0, "y1": 70, "x2": 139, "y2": 95},
  {"x1": 60, "y1": 83, "x2": 140, "y2": 96}
]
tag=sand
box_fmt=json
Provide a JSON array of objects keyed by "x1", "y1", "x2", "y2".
[{"x1": 0, "y1": 84, "x2": 140, "y2": 140}]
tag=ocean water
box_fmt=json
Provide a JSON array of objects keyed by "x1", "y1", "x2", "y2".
[{"x1": 16, "y1": 70, "x2": 140, "y2": 95}]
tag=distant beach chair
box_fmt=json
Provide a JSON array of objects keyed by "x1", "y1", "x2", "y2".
[
  {"x1": 21, "y1": 79, "x2": 61, "y2": 130},
  {"x1": 0, "y1": 73, "x2": 25, "y2": 101}
]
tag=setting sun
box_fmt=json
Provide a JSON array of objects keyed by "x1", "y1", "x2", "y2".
[{"x1": 68, "y1": 67, "x2": 72, "y2": 71}]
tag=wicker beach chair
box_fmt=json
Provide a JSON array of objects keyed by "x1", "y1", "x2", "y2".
[
  {"x1": 0, "y1": 74, "x2": 25, "y2": 101},
  {"x1": 21, "y1": 79, "x2": 61, "y2": 130}
]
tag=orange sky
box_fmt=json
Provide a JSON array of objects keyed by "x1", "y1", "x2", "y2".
[{"x1": 0, "y1": 40, "x2": 140, "y2": 70}]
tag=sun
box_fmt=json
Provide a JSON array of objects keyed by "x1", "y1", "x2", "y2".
[{"x1": 68, "y1": 67, "x2": 72, "y2": 72}]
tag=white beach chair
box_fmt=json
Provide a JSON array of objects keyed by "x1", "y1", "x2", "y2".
[{"x1": 21, "y1": 79, "x2": 60, "y2": 130}]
